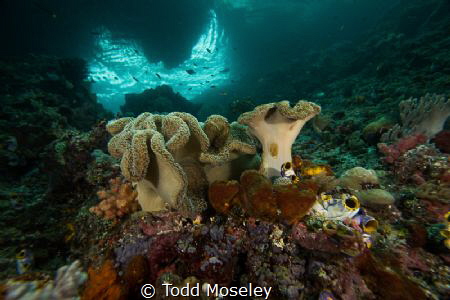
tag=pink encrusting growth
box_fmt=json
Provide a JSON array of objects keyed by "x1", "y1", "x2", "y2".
[{"x1": 377, "y1": 133, "x2": 427, "y2": 164}]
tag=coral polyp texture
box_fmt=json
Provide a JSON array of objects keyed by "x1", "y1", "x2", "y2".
[{"x1": 238, "y1": 100, "x2": 321, "y2": 178}]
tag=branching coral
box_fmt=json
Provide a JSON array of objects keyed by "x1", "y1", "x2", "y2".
[
  {"x1": 89, "y1": 177, "x2": 139, "y2": 220},
  {"x1": 238, "y1": 100, "x2": 321, "y2": 178},
  {"x1": 381, "y1": 94, "x2": 450, "y2": 142}
]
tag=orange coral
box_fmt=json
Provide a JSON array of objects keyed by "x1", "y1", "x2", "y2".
[
  {"x1": 274, "y1": 184, "x2": 316, "y2": 224},
  {"x1": 90, "y1": 177, "x2": 140, "y2": 220},
  {"x1": 209, "y1": 170, "x2": 318, "y2": 223},
  {"x1": 208, "y1": 180, "x2": 240, "y2": 213},
  {"x1": 240, "y1": 170, "x2": 278, "y2": 220},
  {"x1": 82, "y1": 260, "x2": 127, "y2": 300}
]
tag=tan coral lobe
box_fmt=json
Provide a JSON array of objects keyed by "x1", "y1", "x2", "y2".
[{"x1": 106, "y1": 111, "x2": 258, "y2": 213}]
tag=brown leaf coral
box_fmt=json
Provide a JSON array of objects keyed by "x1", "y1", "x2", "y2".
[
  {"x1": 210, "y1": 170, "x2": 317, "y2": 223},
  {"x1": 238, "y1": 100, "x2": 321, "y2": 178}
]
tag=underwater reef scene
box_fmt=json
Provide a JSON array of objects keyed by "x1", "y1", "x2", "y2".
[{"x1": 0, "y1": 0, "x2": 450, "y2": 299}]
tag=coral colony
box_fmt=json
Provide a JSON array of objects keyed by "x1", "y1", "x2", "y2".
[{"x1": 1, "y1": 1, "x2": 450, "y2": 300}]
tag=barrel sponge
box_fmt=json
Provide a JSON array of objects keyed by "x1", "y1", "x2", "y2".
[{"x1": 237, "y1": 100, "x2": 321, "y2": 178}]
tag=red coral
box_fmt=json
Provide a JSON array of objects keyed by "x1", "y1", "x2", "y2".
[
  {"x1": 432, "y1": 130, "x2": 450, "y2": 153},
  {"x1": 377, "y1": 133, "x2": 427, "y2": 163},
  {"x1": 355, "y1": 252, "x2": 427, "y2": 300},
  {"x1": 291, "y1": 223, "x2": 340, "y2": 253},
  {"x1": 139, "y1": 212, "x2": 183, "y2": 236},
  {"x1": 147, "y1": 233, "x2": 181, "y2": 282}
]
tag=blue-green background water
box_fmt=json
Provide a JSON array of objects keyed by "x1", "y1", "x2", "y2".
[{"x1": 2, "y1": 0, "x2": 436, "y2": 114}]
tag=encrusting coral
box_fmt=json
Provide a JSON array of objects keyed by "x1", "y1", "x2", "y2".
[
  {"x1": 238, "y1": 100, "x2": 321, "y2": 178},
  {"x1": 339, "y1": 167, "x2": 395, "y2": 207},
  {"x1": 89, "y1": 177, "x2": 140, "y2": 220},
  {"x1": 82, "y1": 260, "x2": 127, "y2": 300}
]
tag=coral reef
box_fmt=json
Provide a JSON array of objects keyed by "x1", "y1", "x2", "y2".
[
  {"x1": 0, "y1": 56, "x2": 112, "y2": 178},
  {"x1": 362, "y1": 116, "x2": 393, "y2": 145},
  {"x1": 377, "y1": 133, "x2": 427, "y2": 164},
  {"x1": 355, "y1": 252, "x2": 427, "y2": 300},
  {"x1": 339, "y1": 167, "x2": 395, "y2": 206},
  {"x1": 432, "y1": 130, "x2": 450, "y2": 153}
]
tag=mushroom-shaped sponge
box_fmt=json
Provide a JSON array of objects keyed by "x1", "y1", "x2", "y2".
[{"x1": 238, "y1": 100, "x2": 321, "y2": 178}]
